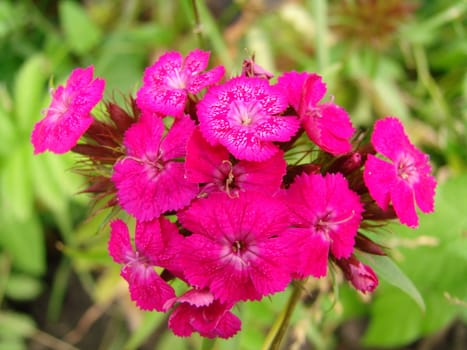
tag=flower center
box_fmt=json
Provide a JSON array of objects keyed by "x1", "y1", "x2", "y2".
[
  {"x1": 228, "y1": 100, "x2": 262, "y2": 126},
  {"x1": 313, "y1": 210, "x2": 355, "y2": 238},
  {"x1": 231, "y1": 240, "x2": 245, "y2": 254},
  {"x1": 46, "y1": 90, "x2": 72, "y2": 122},
  {"x1": 396, "y1": 153, "x2": 418, "y2": 184},
  {"x1": 127, "y1": 152, "x2": 165, "y2": 180},
  {"x1": 166, "y1": 69, "x2": 187, "y2": 89},
  {"x1": 215, "y1": 160, "x2": 240, "y2": 197}
]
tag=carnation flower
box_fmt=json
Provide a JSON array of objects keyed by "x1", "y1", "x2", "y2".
[
  {"x1": 286, "y1": 172, "x2": 363, "y2": 278},
  {"x1": 197, "y1": 76, "x2": 300, "y2": 161},
  {"x1": 177, "y1": 191, "x2": 301, "y2": 303},
  {"x1": 112, "y1": 114, "x2": 198, "y2": 221},
  {"x1": 31, "y1": 65, "x2": 105, "y2": 154},
  {"x1": 136, "y1": 49, "x2": 225, "y2": 117},
  {"x1": 185, "y1": 127, "x2": 286, "y2": 196},
  {"x1": 363, "y1": 117, "x2": 436, "y2": 227},
  {"x1": 108, "y1": 218, "x2": 181, "y2": 311},
  {"x1": 277, "y1": 71, "x2": 354, "y2": 155},
  {"x1": 166, "y1": 289, "x2": 241, "y2": 339}
]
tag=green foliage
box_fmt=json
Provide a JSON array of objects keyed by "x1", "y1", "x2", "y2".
[
  {"x1": 59, "y1": 0, "x2": 102, "y2": 55},
  {"x1": 0, "y1": 311, "x2": 36, "y2": 347},
  {"x1": 0, "y1": 0, "x2": 465, "y2": 349},
  {"x1": 359, "y1": 175, "x2": 467, "y2": 347},
  {"x1": 358, "y1": 253, "x2": 425, "y2": 312}
]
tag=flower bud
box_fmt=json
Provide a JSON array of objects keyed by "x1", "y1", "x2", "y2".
[
  {"x1": 336, "y1": 255, "x2": 378, "y2": 293},
  {"x1": 241, "y1": 58, "x2": 274, "y2": 80}
]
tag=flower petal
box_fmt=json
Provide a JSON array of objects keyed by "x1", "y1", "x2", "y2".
[{"x1": 108, "y1": 219, "x2": 134, "y2": 264}]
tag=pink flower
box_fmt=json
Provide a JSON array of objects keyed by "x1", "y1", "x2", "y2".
[
  {"x1": 363, "y1": 117, "x2": 436, "y2": 227},
  {"x1": 31, "y1": 66, "x2": 105, "y2": 154},
  {"x1": 277, "y1": 71, "x2": 354, "y2": 155},
  {"x1": 197, "y1": 76, "x2": 300, "y2": 161},
  {"x1": 185, "y1": 127, "x2": 286, "y2": 196},
  {"x1": 108, "y1": 218, "x2": 181, "y2": 311},
  {"x1": 136, "y1": 49, "x2": 225, "y2": 117},
  {"x1": 177, "y1": 191, "x2": 301, "y2": 303},
  {"x1": 286, "y1": 172, "x2": 363, "y2": 278},
  {"x1": 336, "y1": 255, "x2": 378, "y2": 293},
  {"x1": 166, "y1": 289, "x2": 241, "y2": 339},
  {"x1": 112, "y1": 114, "x2": 198, "y2": 221}
]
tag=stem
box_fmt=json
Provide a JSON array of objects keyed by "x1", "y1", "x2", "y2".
[
  {"x1": 311, "y1": 0, "x2": 328, "y2": 72},
  {"x1": 201, "y1": 337, "x2": 216, "y2": 350},
  {"x1": 262, "y1": 281, "x2": 304, "y2": 350},
  {"x1": 191, "y1": 0, "x2": 206, "y2": 49}
]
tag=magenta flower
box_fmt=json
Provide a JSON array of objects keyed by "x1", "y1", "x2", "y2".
[
  {"x1": 177, "y1": 191, "x2": 301, "y2": 303},
  {"x1": 108, "y1": 218, "x2": 182, "y2": 311},
  {"x1": 277, "y1": 71, "x2": 354, "y2": 155},
  {"x1": 112, "y1": 113, "x2": 198, "y2": 221},
  {"x1": 197, "y1": 76, "x2": 300, "y2": 161},
  {"x1": 336, "y1": 255, "x2": 378, "y2": 293},
  {"x1": 31, "y1": 65, "x2": 105, "y2": 154},
  {"x1": 363, "y1": 117, "x2": 436, "y2": 227},
  {"x1": 166, "y1": 289, "x2": 241, "y2": 339},
  {"x1": 136, "y1": 49, "x2": 225, "y2": 117},
  {"x1": 185, "y1": 127, "x2": 286, "y2": 196},
  {"x1": 286, "y1": 172, "x2": 363, "y2": 278}
]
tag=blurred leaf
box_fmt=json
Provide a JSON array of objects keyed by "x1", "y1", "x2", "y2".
[
  {"x1": 0, "y1": 339, "x2": 26, "y2": 350},
  {"x1": 246, "y1": 27, "x2": 275, "y2": 73},
  {"x1": 59, "y1": 0, "x2": 102, "y2": 55},
  {"x1": 95, "y1": 34, "x2": 146, "y2": 95},
  {"x1": 124, "y1": 311, "x2": 166, "y2": 350},
  {"x1": 0, "y1": 212, "x2": 45, "y2": 276},
  {"x1": 361, "y1": 175, "x2": 467, "y2": 347},
  {"x1": 373, "y1": 78, "x2": 410, "y2": 120},
  {"x1": 30, "y1": 153, "x2": 68, "y2": 214},
  {"x1": 363, "y1": 287, "x2": 423, "y2": 347},
  {"x1": 358, "y1": 254, "x2": 425, "y2": 312},
  {"x1": 191, "y1": 0, "x2": 234, "y2": 70},
  {"x1": 5, "y1": 274, "x2": 42, "y2": 301},
  {"x1": 0, "y1": 311, "x2": 36, "y2": 338},
  {"x1": 0, "y1": 88, "x2": 16, "y2": 156},
  {"x1": 0, "y1": 142, "x2": 34, "y2": 220},
  {"x1": 12, "y1": 54, "x2": 48, "y2": 135}
]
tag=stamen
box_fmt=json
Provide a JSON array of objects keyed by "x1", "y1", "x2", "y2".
[
  {"x1": 221, "y1": 160, "x2": 238, "y2": 198},
  {"x1": 316, "y1": 210, "x2": 356, "y2": 233},
  {"x1": 232, "y1": 240, "x2": 244, "y2": 254}
]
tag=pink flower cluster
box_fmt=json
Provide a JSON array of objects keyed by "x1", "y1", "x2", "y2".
[{"x1": 31, "y1": 49, "x2": 437, "y2": 339}]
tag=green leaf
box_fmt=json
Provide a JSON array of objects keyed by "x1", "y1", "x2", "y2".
[
  {"x1": 0, "y1": 86, "x2": 17, "y2": 156},
  {"x1": 124, "y1": 311, "x2": 165, "y2": 350},
  {"x1": 13, "y1": 54, "x2": 49, "y2": 135},
  {"x1": 5, "y1": 274, "x2": 42, "y2": 301},
  {"x1": 30, "y1": 153, "x2": 68, "y2": 214},
  {"x1": 361, "y1": 176, "x2": 467, "y2": 347},
  {"x1": 358, "y1": 253, "x2": 425, "y2": 312},
  {"x1": 0, "y1": 339, "x2": 26, "y2": 350},
  {"x1": 0, "y1": 142, "x2": 34, "y2": 220},
  {"x1": 0, "y1": 213, "x2": 45, "y2": 276},
  {"x1": 362, "y1": 287, "x2": 423, "y2": 347},
  {"x1": 0, "y1": 311, "x2": 36, "y2": 338},
  {"x1": 373, "y1": 78, "x2": 410, "y2": 121},
  {"x1": 59, "y1": 1, "x2": 102, "y2": 55}
]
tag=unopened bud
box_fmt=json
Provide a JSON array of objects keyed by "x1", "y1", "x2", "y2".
[
  {"x1": 242, "y1": 58, "x2": 274, "y2": 80},
  {"x1": 336, "y1": 255, "x2": 378, "y2": 293}
]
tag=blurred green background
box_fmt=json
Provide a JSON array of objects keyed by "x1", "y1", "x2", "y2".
[{"x1": 0, "y1": 0, "x2": 465, "y2": 349}]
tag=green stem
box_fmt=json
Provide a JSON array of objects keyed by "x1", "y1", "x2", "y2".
[
  {"x1": 413, "y1": 44, "x2": 450, "y2": 125},
  {"x1": 201, "y1": 337, "x2": 216, "y2": 350},
  {"x1": 191, "y1": 0, "x2": 206, "y2": 50},
  {"x1": 262, "y1": 281, "x2": 304, "y2": 350},
  {"x1": 311, "y1": 0, "x2": 328, "y2": 72}
]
